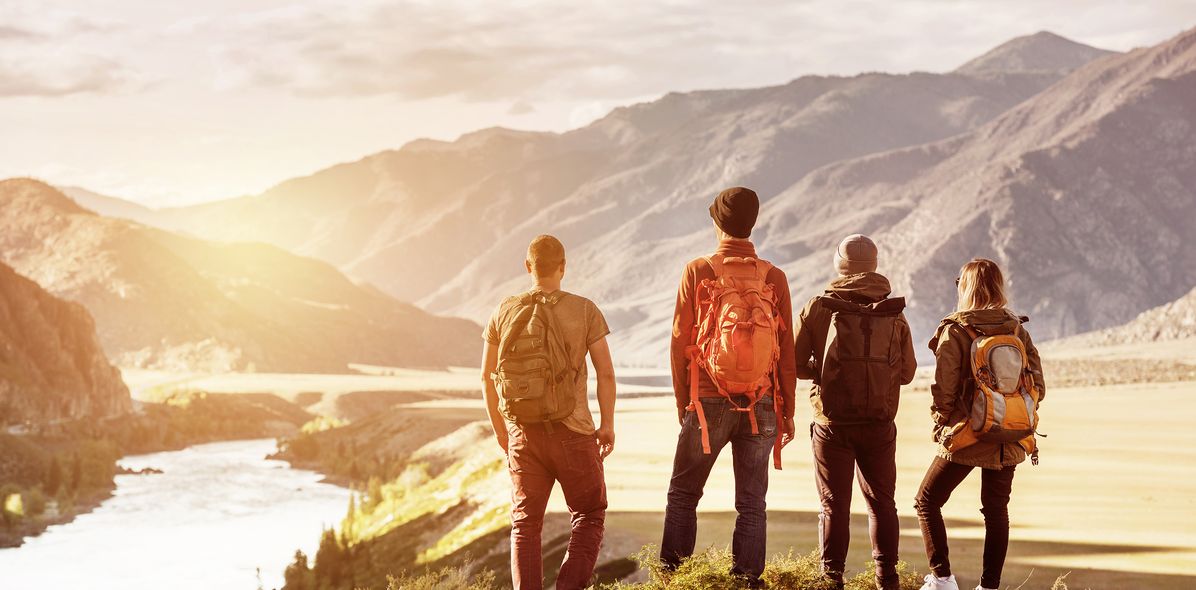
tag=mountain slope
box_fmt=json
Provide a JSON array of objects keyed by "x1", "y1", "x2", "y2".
[
  {"x1": 0, "y1": 262, "x2": 130, "y2": 425},
  {"x1": 123, "y1": 34, "x2": 1108, "y2": 313},
  {"x1": 60, "y1": 186, "x2": 160, "y2": 225},
  {"x1": 754, "y1": 25, "x2": 1196, "y2": 347},
  {"x1": 83, "y1": 32, "x2": 1122, "y2": 364},
  {"x1": 1053, "y1": 286, "x2": 1196, "y2": 346},
  {"x1": 955, "y1": 30, "x2": 1115, "y2": 75},
  {"x1": 0, "y1": 179, "x2": 479, "y2": 372}
]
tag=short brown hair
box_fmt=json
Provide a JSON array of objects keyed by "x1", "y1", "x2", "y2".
[
  {"x1": 957, "y1": 258, "x2": 1008, "y2": 312},
  {"x1": 526, "y1": 234, "x2": 565, "y2": 278}
]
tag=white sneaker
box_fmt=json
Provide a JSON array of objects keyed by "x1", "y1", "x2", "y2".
[
  {"x1": 919, "y1": 573, "x2": 959, "y2": 590},
  {"x1": 975, "y1": 586, "x2": 997, "y2": 590}
]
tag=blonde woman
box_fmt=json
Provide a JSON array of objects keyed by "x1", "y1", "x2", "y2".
[{"x1": 915, "y1": 259, "x2": 1046, "y2": 590}]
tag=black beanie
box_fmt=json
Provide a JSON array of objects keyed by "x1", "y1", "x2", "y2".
[{"x1": 708, "y1": 186, "x2": 759, "y2": 238}]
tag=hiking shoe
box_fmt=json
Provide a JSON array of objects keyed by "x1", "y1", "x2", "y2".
[
  {"x1": 974, "y1": 586, "x2": 997, "y2": 590},
  {"x1": 919, "y1": 574, "x2": 959, "y2": 590}
]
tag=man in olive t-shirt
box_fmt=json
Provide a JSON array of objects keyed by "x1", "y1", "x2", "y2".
[{"x1": 481, "y1": 234, "x2": 617, "y2": 590}]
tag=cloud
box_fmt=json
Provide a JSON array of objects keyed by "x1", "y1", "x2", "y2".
[
  {"x1": 507, "y1": 101, "x2": 536, "y2": 115},
  {"x1": 0, "y1": 4, "x2": 132, "y2": 97},
  {"x1": 0, "y1": 25, "x2": 39, "y2": 40},
  {"x1": 0, "y1": 58, "x2": 128, "y2": 97},
  {"x1": 199, "y1": 0, "x2": 1195, "y2": 104},
  {"x1": 202, "y1": 0, "x2": 819, "y2": 101}
]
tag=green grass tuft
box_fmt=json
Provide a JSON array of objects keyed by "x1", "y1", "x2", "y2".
[
  {"x1": 596, "y1": 545, "x2": 923, "y2": 589},
  {"x1": 384, "y1": 564, "x2": 498, "y2": 590}
]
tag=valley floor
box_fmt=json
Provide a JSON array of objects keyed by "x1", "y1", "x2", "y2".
[{"x1": 405, "y1": 379, "x2": 1196, "y2": 589}]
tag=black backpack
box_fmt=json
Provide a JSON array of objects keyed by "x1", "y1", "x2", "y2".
[{"x1": 816, "y1": 296, "x2": 906, "y2": 422}]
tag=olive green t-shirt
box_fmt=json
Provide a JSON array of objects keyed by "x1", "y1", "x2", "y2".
[{"x1": 485, "y1": 289, "x2": 610, "y2": 434}]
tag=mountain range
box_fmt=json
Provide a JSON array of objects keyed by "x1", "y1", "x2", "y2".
[
  {"x1": 67, "y1": 30, "x2": 1196, "y2": 364},
  {"x1": 0, "y1": 261, "x2": 129, "y2": 425},
  {"x1": 0, "y1": 179, "x2": 479, "y2": 372}
]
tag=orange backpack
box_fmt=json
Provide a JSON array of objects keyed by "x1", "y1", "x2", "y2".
[
  {"x1": 684, "y1": 255, "x2": 786, "y2": 469},
  {"x1": 943, "y1": 323, "x2": 1042, "y2": 462}
]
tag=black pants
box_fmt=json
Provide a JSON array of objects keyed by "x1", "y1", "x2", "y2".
[
  {"x1": 913, "y1": 456, "x2": 1016, "y2": 589},
  {"x1": 811, "y1": 422, "x2": 900, "y2": 590}
]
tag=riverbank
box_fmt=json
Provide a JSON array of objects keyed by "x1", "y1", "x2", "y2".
[
  {"x1": 0, "y1": 390, "x2": 314, "y2": 548},
  {"x1": 0, "y1": 439, "x2": 352, "y2": 590}
]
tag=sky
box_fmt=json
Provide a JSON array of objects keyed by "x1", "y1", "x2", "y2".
[{"x1": 2, "y1": 0, "x2": 1194, "y2": 207}]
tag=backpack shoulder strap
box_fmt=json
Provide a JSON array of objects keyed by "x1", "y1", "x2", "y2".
[{"x1": 498, "y1": 299, "x2": 536, "y2": 359}]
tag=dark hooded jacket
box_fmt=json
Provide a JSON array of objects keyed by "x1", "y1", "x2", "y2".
[
  {"x1": 794, "y1": 272, "x2": 917, "y2": 425},
  {"x1": 928, "y1": 308, "x2": 1046, "y2": 469}
]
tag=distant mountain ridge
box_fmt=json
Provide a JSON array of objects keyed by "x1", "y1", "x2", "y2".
[
  {"x1": 752, "y1": 25, "x2": 1196, "y2": 349},
  {"x1": 0, "y1": 262, "x2": 130, "y2": 425},
  {"x1": 1054, "y1": 286, "x2": 1196, "y2": 346},
  {"x1": 65, "y1": 31, "x2": 1156, "y2": 364},
  {"x1": 955, "y1": 30, "x2": 1115, "y2": 75},
  {"x1": 0, "y1": 179, "x2": 479, "y2": 372}
]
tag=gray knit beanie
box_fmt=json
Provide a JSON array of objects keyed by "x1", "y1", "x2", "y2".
[{"x1": 835, "y1": 234, "x2": 878, "y2": 275}]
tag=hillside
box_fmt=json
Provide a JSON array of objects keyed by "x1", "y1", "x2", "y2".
[
  {"x1": 752, "y1": 25, "x2": 1196, "y2": 348},
  {"x1": 70, "y1": 34, "x2": 1115, "y2": 364},
  {"x1": 1052, "y1": 286, "x2": 1196, "y2": 346},
  {"x1": 0, "y1": 262, "x2": 130, "y2": 426},
  {"x1": 0, "y1": 179, "x2": 479, "y2": 373},
  {"x1": 954, "y1": 30, "x2": 1115, "y2": 75}
]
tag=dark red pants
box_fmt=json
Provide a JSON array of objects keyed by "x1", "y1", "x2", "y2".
[{"x1": 507, "y1": 422, "x2": 607, "y2": 590}]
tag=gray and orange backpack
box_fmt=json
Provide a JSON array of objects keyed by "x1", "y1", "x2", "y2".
[
  {"x1": 685, "y1": 255, "x2": 786, "y2": 469},
  {"x1": 942, "y1": 320, "x2": 1042, "y2": 463}
]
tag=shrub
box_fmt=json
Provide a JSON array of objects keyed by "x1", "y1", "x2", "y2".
[
  {"x1": 598, "y1": 545, "x2": 923, "y2": 590},
  {"x1": 385, "y1": 565, "x2": 497, "y2": 590},
  {"x1": 24, "y1": 487, "x2": 46, "y2": 517}
]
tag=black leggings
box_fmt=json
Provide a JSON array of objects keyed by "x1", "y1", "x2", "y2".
[{"x1": 913, "y1": 456, "x2": 1016, "y2": 589}]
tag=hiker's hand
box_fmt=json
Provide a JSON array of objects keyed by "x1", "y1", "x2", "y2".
[
  {"x1": 678, "y1": 407, "x2": 687, "y2": 426},
  {"x1": 496, "y1": 431, "x2": 509, "y2": 454},
  {"x1": 780, "y1": 417, "x2": 796, "y2": 448},
  {"x1": 596, "y1": 423, "x2": 615, "y2": 458}
]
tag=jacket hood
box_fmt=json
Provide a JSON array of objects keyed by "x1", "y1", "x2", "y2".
[
  {"x1": 825, "y1": 272, "x2": 892, "y2": 303},
  {"x1": 947, "y1": 309, "x2": 1023, "y2": 335},
  {"x1": 928, "y1": 308, "x2": 1025, "y2": 353}
]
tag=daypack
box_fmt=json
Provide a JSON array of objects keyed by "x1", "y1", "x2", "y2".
[
  {"x1": 684, "y1": 255, "x2": 786, "y2": 469},
  {"x1": 816, "y1": 296, "x2": 907, "y2": 423},
  {"x1": 944, "y1": 322, "x2": 1041, "y2": 462},
  {"x1": 492, "y1": 291, "x2": 577, "y2": 427}
]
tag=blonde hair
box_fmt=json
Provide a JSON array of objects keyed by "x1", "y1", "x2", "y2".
[{"x1": 956, "y1": 258, "x2": 1008, "y2": 311}]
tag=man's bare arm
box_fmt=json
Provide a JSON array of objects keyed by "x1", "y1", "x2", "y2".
[
  {"x1": 588, "y1": 336, "x2": 617, "y2": 458},
  {"x1": 480, "y1": 341, "x2": 508, "y2": 453}
]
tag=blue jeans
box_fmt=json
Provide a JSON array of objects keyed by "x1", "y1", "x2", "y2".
[{"x1": 660, "y1": 395, "x2": 777, "y2": 585}]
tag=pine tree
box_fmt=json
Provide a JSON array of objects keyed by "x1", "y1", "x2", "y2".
[
  {"x1": 70, "y1": 453, "x2": 83, "y2": 492},
  {"x1": 313, "y1": 527, "x2": 345, "y2": 585},
  {"x1": 45, "y1": 456, "x2": 63, "y2": 496},
  {"x1": 283, "y1": 549, "x2": 314, "y2": 590},
  {"x1": 366, "y1": 476, "x2": 383, "y2": 511}
]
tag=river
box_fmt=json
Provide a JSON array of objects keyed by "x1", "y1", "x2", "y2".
[{"x1": 0, "y1": 439, "x2": 351, "y2": 590}]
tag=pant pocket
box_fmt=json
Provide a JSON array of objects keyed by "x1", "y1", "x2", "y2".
[
  {"x1": 561, "y1": 433, "x2": 601, "y2": 476},
  {"x1": 753, "y1": 397, "x2": 777, "y2": 437}
]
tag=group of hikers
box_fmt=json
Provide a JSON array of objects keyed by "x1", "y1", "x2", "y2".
[{"x1": 480, "y1": 187, "x2": 1045, "y2": 590}]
